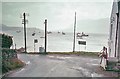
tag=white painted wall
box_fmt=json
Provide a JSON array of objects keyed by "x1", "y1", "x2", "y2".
[
  {"x1": 117, "y1": 1, "x2": 120, "y2": 61},
  {"x1": 108, "y1": 1, "x2": 118, "y2": 57}
]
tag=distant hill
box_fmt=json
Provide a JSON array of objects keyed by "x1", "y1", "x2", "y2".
[{"x1": 0, "y1": 24, "x2": 44, "y2": 33}]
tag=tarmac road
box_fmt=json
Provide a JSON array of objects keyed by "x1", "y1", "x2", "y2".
[{"x1": 6, "y1": 54, "x2": 118, "y2": 77}]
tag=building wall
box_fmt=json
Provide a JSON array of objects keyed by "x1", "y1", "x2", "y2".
[
  {"x1": 117, "y1": 1, "x2": 120, "y2": 61},
  {"x1": 108, "y1": 1, "x2": 118, "y2": 57}
]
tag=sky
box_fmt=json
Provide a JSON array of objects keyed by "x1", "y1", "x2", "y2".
[{"x1": 1, "y1": 0, "x2": 115, "y2": 33}]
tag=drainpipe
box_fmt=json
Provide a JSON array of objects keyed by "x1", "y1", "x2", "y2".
[
  {"x1": 117, "y1": 2, "x2": 120, "y2": 64},
  {"x1": 117, "y1": 1, "x2": 120, "y2": 77}
]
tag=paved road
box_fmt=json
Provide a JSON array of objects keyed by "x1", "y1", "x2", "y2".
[{"x1": 6, "y1": 54, "x2": 118, "y2": 77}]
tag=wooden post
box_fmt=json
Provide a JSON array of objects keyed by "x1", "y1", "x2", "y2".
[
  {"x1": 73, "y1": 12, "x2": 76, "y2": 52},
  {"x1": 44, "y1": 19, "x2": 47, "y2": 53},
  {"x1": 23, "y1": 13, "x2": 27, "y2": 53}
]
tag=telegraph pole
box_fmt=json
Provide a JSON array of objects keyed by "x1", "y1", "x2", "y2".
[
  {"x1": 23, "y1": 13, "x2": 27, "y2": 53},
  {"x1": 44, "y1": 19, "x2": 47, "y2": 53},
  {"x1": 73, "y1": 12, "x2": 76, "y2": 52}
]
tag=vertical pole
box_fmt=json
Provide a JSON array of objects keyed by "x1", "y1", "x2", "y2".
[
  {"x1": 23, "y1": 13, "x2": 27, "y2": 53},
  {"x1": 44, "y1": 19, "x2": 47, "y2": 53},
  {"x1": 34, "y1": 40, "x2": 35, "y2": 52},
  {"x1": 73, "y1": 12, "x2": 76, "y2": 52}
]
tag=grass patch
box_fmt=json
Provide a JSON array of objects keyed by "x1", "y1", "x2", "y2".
[
  {"x1": 48, "y1": 51, "x2": 99, "y2": 56},
  {"x1": 26, "y1": 51, "x2": 99, "y2": 57},
  {"x1": 2, "y1": 58, "x2": 25, "y2": 73}
]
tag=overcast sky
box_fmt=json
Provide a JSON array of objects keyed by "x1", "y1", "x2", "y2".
[{"x1": 2, "y1": 0, "x2": 114, "y2": 33}]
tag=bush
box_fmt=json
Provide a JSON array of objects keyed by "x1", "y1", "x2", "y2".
[
  {"x1": 2, "y1": 59, "x2": 25, "y2": 73},
  {"x1": 1, "y1": 34, "x2": 13, "y2": 48}
]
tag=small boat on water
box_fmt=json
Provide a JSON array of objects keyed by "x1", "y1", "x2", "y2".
[
  {"x1": 32, "y1": 32, "x2": 36, "y2": 36},
  {"x1": 40, "y1": 36, "x2": 45, "y2": 38},
  {"x1": 77, "y1": 32, "x2": 89, "y2": 37},
  {"x1": 58, "y1": 31, "x2": 60, "y2": 34},
  {"x1": 47, "y1": 31, "x2": 52, "y2": 34},
  {"x1": 16, "y1": 30, "x2": 21, "y2": 33},
  {"x1": 62, "y1": 32, "x2": 65, "y2": 35},
  {"x1": 81, "y1": 32, "x2": 89, "y2": 37}
]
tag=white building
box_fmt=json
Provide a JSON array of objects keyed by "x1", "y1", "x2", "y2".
[
  {"x1": 108, "y1": 0, "x2": 120, "y2": 61},
  {"x1": 100, "y1": 0, "x2": 120, "y2": 70}
]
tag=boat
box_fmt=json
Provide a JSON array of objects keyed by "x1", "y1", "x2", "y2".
[
  {"x1": 40, "y1": 36, "x2": 45, "y2": 38},
  {"x1": 81, "y1": 32, "x2": 89, "y2": 37},
  {"x1": 76, "y1": 33, "x2": 82, "y2": 37},
  {"x1": 32, "y1": 32, "x2": 35, "y2": 36},
  {"x1": 62, "y1": 32, "x2": 65, "y2": 35},
  {"x1": 58, "y1": 31, "x2": 60, "y2": 34},
  {"x1": 16, "y1": 30, "x2": 21, "y2": 33},
  {"x1": 47, "y1": 31, "x2": 52, "y2": 34},
  {"x1": 76, "y1": 32, "x2": 89, "y2": 38}
]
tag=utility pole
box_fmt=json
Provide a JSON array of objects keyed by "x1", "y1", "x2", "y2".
[
  {"x1": 23, "y1": 13, "x2": 27, "y2": 53},
  {"x1": 73, "y1": 12, "x2": 76, "y2": 52},
  {"x1": 44, "y1": 19, "x2": 47, "y2": 53}
]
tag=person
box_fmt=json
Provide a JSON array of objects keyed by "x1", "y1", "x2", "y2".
[
  {"x1": 98, "y1": 46, "x2": 108, "y2": 69},
  {"x1": 98, "y1": 46, "x2": 107, "y2": 64}
]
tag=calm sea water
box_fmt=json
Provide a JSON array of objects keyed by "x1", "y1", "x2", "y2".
[{"x1": 7, "y1": 31, "x2": 109, "y2": 52}]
